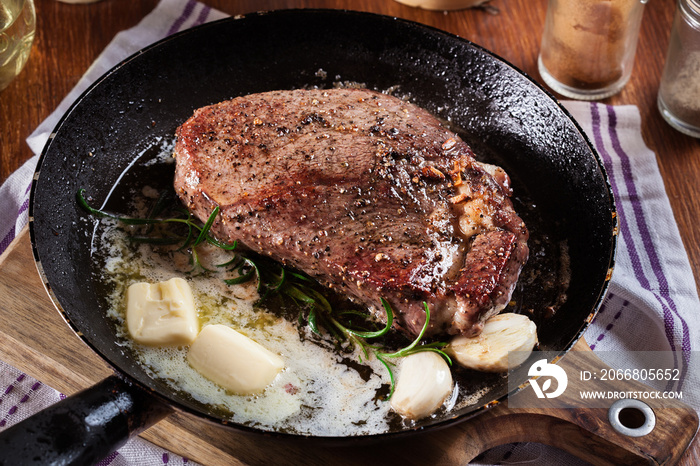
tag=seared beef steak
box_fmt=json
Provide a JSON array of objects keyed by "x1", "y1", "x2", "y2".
[{"x1": 173, "y1": 88, "x2": 528, "y2": 338}]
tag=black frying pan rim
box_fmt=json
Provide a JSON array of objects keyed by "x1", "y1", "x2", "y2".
[{"x1": 27, "y1": 8, "x2": 617, "y2": 443}]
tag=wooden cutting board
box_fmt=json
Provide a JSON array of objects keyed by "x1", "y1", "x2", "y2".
[{"x1": 1, "y1": 228, "x2": 697, "y2": 465}]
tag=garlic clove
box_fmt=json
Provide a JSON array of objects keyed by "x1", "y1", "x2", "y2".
[
  {"x1": 390, "y1": 351, "x2": 453, "y2": 420},
  {"x1": 446, "y1": 313, "x2": 537, "y2": 372}
]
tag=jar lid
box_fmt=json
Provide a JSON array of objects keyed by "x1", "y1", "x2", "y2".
[{"x1": 682, "y1": 0, "x2": 700, "y2": 22}]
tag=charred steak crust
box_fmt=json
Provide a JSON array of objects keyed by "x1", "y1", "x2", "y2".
[{"x1": 174, "y1": 88, "x2": 529, "y2": 338}]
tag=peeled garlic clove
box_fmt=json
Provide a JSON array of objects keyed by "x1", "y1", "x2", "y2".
[
  {"x1": 390, "y1": 352, "x2": 453, "y2": 420},
  {"x1": 446, "y1": 313, "x2": 537, "y2": 372}
]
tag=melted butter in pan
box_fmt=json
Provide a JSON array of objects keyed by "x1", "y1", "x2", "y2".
[{"x1": 97, "y1": 202, "x2": 396, "y2": 435}]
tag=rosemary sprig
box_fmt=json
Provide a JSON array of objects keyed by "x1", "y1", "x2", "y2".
[
  {"x1": 77, "y1": 188, "x2": 235, "y2": 253},
  {"x1": 223, "y1": 257, "x2": 260, "y2": 289}
]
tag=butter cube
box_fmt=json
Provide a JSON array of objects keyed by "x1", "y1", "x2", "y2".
[
  {"x1": 187, "y1": 324, "x2": 284, "y2": 395},
  {"x1": 126, "y1": 278, "x2": 199, "y2": 346}
]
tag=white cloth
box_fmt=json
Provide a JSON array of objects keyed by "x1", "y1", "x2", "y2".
[{"x1": 1, "y1": 1, "x2": 698, "y2": 464}]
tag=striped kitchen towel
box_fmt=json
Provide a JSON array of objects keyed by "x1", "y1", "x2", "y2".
[{"x1": 1, "y1": 0, "x2": 698, "y2": 464}]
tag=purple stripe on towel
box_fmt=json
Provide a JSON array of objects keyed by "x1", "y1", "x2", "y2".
[
  {"x1": 192, "y1": 4, "x2": 212, "y2": 28},
  {"x1": 0, "y1": 376, "x2": 42, "y2": 428},
  {"x1": 589, "y1": 292, "x2": 626, "y2": 350},
  {"x1": 590, "y1": 103, "x2": 676, "y2": 346},
  {"x1": 604, "y1": 105, "x2": 691, "y2": 391},
  {"x1": 606, "y1": 106, "x2": 691, "y2": 350},
  {"x1": 19, "y1": 180, "x2": 31, "y2": 215},
  {"x1": 2, "y1": 379, "x2": 15, "y2": 397},
  {"x1": 167, "y1": 0, "x2": 197, "y2": 36},
  {"x1": 0, "y1": 227, "x2": 15, "y2": 256},
  {"x1": 591, "y1": 103, "x2": 688, "y2": 389},
  {"x1": 17, "y1": 197, "x2": 29, "y2": 217},
  {"x1": 589, "y1": 296, "x2": 608, "y2": 350},
  {"x1": 96, "y1": 451, "x2": 120, "y2": 466}
]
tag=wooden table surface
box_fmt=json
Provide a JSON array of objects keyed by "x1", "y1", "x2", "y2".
[{"x1": 0, "y1": 0, "x2": 698, "y2": 464}]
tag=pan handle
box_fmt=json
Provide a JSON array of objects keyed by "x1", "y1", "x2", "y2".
[{"x1": 0, "y1": 375, "x2": 172, "y2": 466}]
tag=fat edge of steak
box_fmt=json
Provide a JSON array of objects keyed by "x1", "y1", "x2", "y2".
[{"x1": 173, "y1": 88, "x2": 529, "y2": 339}]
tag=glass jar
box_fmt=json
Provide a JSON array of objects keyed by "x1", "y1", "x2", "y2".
[
  {"x1": 538, "y1": 0, "x2": 647, "y2": 100},
  {"x1": 657, "y1": 0, "x2": 700, "y2": 138},
  {"x1": 0, "y1": 0, "x2": 36, "y2": 91}
]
